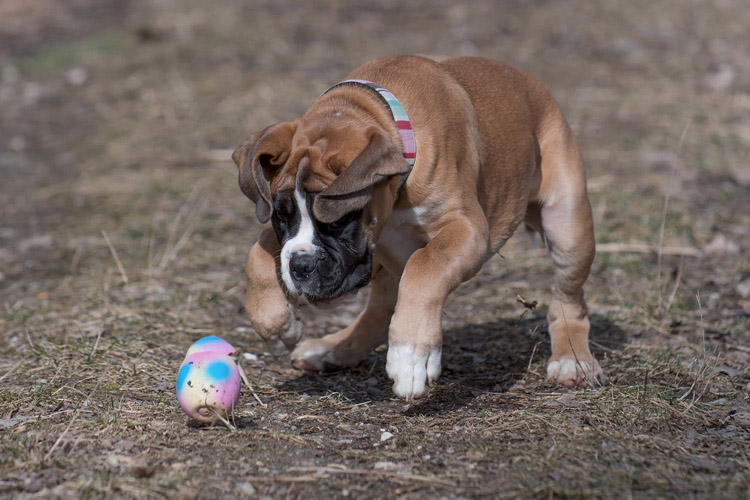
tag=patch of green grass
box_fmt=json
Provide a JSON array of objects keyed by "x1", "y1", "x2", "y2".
[
  {"x1": 0, "y1": 434, "x2": 29, "y2": 465},
  {"x1": 15, "y1": 32, "x2": 128, "y2": 74},
  {"x1": 0, "y1": 390, "x2": 18, "y2": 405},
  {"x1": 197, "y1": 291, "x2": 222, "y2": 304},
  {"x1": 2, "y1": 307, "x2": 43, "y2": 325},
  {"x1": 620, "y1": 133, "x2": 642, "y2": 150},
  {"x1": 124, "y1": 227, "x2": 147, "y2": 240}
]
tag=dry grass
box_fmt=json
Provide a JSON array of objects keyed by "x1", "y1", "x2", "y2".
[{"x1": 1, "y1": 0, "x2": 749, "y2": 498}]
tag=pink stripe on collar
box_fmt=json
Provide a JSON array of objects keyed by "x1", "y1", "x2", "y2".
[{"x1": 321, "y1": 79, "x2": 416, "y2": 168}]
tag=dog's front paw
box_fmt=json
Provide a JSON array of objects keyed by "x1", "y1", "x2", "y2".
[
  {"x1": 386, "y1": 345, "x2": 441, "y2": 401},
  {"x1": 546, "y1": 356, "x2": 605, "y2": 387},
  {"x1": 290, "y1": 338, "x2": 341, "y2": 372}
]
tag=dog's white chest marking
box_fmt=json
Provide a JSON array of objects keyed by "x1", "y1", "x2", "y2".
[
  {"x1": 377, "y1": 206, "x2": 429, "y2": 275},
  {"x1": 392, "y1": 206, "x2": 429, "y2": 226},
  {"x1": 280, "y1": 189, "x2": 319, "y2": 293}
]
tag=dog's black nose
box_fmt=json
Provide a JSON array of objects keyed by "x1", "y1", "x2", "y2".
[{"x1": 289, "y1": 253, "x2": 315, "y2": 280}]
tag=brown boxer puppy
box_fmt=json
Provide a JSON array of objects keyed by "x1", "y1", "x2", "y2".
[{"x1": 233, "y1": 56, "x2": 604, "y2": 400}]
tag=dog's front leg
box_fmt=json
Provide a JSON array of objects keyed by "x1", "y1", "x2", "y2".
[
  {"x1": 244, "y1": 228, "x2": 301, "y2": 356},
  {"x1": 386, "y1": 217, "x2": 489, "y2": 400}
]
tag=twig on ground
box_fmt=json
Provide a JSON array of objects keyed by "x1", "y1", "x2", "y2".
[
  {"x1": 24, "y1": 329, "x2": 36, "y2": 351},
  {"x1": 0, "y1": 361, "x2": 21, "y2": 382},
  {"x1": 697, "y1": 290, "x2": 706, "y2": 356},
  {"x1": 101, "y1": 230, "x2": 129, "y2": 284},
  {"x1": 589, "y1": 340, "x2": 621, "y2": 356},
  {"x1": 241, "y1": 475, "x2": 316, "y2": 483},
  {"x1": 596, "y1": 242, "x2": 702, "y2": 257},
  {"x1": 516, "y1": 295, "x2": 538, "y2": 311},
  {"x1": 161, "y1": 199, "x2": 207, "y2": 271},
  {"x1": 527, "y1": 342, "x2": 540, "y2": 372},
  {"x1": 656, "y1": 117, "x2": 693, "y2": 310},
  {"x1": 44, "y1": 382, "x2": 101, "y2": 462},
  {"x1": 289, "y1": 466, "x2": 457, "y2": 487},
  {"x1": 586, "y1": 174, "x2": 614, "y2": 192},
  {"x1": 678, "y1": 291, "x2": 713, "y2": 406},
  {"x1": 89, "y1": 325, "x2": 104, "y2": 358},
  {"x1": 70, "y1": 246, "x2": 82, "y2": 275},
  {"x1": 238, "y1": 361, "x2": 267, "y2": 407},
  {"x1": 160, "y1": 149, "x2": 235, "y2": 166},
  {"x1": 203, "y1": 149, "x2": 235, "y2": 162},
  {"x1": 209, "y1": 407, "x2": 237, "y2": 432},
  {"x1": 252, "y1": 430, "x2": 307, "y2": 445},
  {"x1": 147, "y1": 227, "x2": 156, "y2": 271},
  {"x1": 153, "y1": 184, "x2": 205, "y2": 274},
  {"x1": 664, "y1": 253, "x2": 685, "y2": 312}
]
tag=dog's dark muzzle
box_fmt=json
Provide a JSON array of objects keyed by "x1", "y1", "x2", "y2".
[{"x1": 289, "y1": 252, "x2": 316, "y2": 282}]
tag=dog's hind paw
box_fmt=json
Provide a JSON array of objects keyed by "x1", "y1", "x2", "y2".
[
  {"x1": 386, "y1": 345, "x2": 441, "y2": 401},
  {"x1": 290, "y1": 339, "x2": 340, "y2": 372},
  {"x1": 546, "y1": 357, "x2": 605, "y2": 387}
]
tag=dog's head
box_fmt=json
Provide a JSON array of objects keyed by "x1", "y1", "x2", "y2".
[{"x1": 233, "y1": 114, "x2": 409, "y2": 308}]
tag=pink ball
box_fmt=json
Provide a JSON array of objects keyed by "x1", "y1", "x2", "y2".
[
  {"x1": 184, "y1": 335, "x2": 236, "y2": 357},
  {"x1": 176, "y1": 338, "x2": 241, "y2": 424}
]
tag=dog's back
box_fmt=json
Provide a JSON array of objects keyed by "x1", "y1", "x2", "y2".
[{"x1": 440, "y1": 57, "x2": 574, "y2": 249}]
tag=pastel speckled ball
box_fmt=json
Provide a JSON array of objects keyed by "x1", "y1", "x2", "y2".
[
  {"x1": 184, "y1": 335, "x2": 236, "y2": 358},
  {"x1": 176, "y1": 337, "x2": 241, "y2": 424}
]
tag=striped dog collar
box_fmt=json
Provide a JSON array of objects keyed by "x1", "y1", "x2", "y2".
[{"x1": 321, "y1": 80, "x2": 416, "y2": 173}]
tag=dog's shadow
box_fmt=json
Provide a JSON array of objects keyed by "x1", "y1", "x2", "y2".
[{"x1": 277, "y1": 314, "x2": 627, "y2": 415}]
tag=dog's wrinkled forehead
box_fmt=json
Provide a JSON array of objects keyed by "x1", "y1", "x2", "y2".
[
  {"x1": 235, "y1": 114, "x2": 408, "y2": 225},
  {"x1": 268, "y1": 148, "x2": 312, "y2": 194},
  {"x1": 270, "y1": 120, "x2": 372, "y2": 196}
]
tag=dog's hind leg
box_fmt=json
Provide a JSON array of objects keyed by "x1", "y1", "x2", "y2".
[
  {"x1": 291, "y1": 265, "x2": 399, "y2": 371},
  {"x1": 537, "y1": 121, "x2": 604, "y2": 386}
]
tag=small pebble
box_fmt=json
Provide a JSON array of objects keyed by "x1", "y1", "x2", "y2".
[
  {"x1": 236, "y1": 482, "x2": 256, "y2": 496},
  {"x1": 65, "y1": 67, "x2": 88, "y2": 86},
  {"x1": 9, "y1": 136, "x2": 25, "y2": 151},
  {"x1": 380, "y1": 431, "x2": 394, "y2": 442},
  {"x1": 1, "y1": 65, "x2": 20, "y2": 83}
]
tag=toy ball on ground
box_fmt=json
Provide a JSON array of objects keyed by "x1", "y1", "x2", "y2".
[{"x1": 176, "y1": 336, "x2": 241, "y2": 424}]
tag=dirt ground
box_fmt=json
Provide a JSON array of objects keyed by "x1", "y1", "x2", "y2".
[{"x1": 1, "y1": 0, "x2": 749, "y2": 498}]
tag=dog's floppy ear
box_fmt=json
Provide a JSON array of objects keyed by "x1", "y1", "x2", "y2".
[
  {"x1": 233, "y1": 121, "x2": 297, "y2": 223},
  {"x1": 313, "y1": 129, "x2": 410, "y2": 223}
]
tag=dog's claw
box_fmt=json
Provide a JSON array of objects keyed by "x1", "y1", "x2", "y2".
[
  {"x1": 291, "y1": 358, "x2": 313, "y2": 371},
  {"x1": 546, "y1": 357, "x2": 605, "y2": 387}
]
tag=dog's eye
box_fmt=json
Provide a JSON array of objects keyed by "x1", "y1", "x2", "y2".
[
  {"x1": 321, "y1": 217, "x2": 347, "y2": 235},
  {"x1": 274, "y1": 211, "x2": 289, "y2": 226},
  {"x1": 325, "y1": 221, "x2": 344, "y2": 234},
  {"x1": 320, "y1": 210, "x2": 359, "y2": 235}
]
